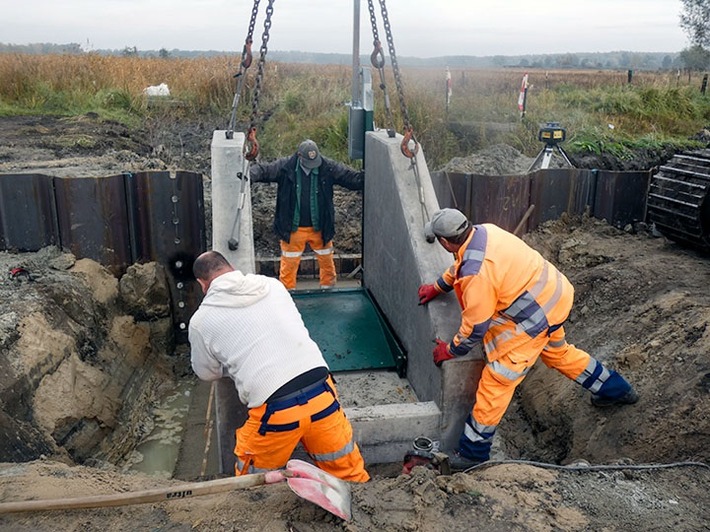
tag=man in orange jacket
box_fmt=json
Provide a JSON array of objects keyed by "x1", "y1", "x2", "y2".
[{"x1": 419, "y1": 208, "x2": 638, "y2": 470}]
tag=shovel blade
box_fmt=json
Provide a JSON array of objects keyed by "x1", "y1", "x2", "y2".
[{"x1": 285, "y1": 459, "x2": 352, "y2": 521}]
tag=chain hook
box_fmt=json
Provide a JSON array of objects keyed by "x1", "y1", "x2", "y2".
[
  {"x1": 370, "y1": 39, "x2": 385, "y2": 69},
  {"x1": 400, "y1": 127, "x2": 419, "y2": 159},
  {"x1": 244, "y1": 127, "x2": 260, "y2": 161},
  {"x1": 241, "y1": 39, "x2": 253, "y2": 70},
  {"x1": 226, "y1": 0, "x2": 262, "y2": 139}
]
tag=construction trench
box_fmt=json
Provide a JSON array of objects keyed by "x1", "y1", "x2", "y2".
[
  {"x1": 5, "y1": 0, "x2": 710, "y2": 481},
  {"x1": 0, "y1": 128, "x2": 487, "y2": 479},
  {"x1": 3, "y1": 119, "x2": 710, "y2": 483},
  {"x1": 2, "y1": 116, "x2": 710, "y2": 529},
  {"x1": 206, "y1": 129, "x2": 479, "y2": 475}
]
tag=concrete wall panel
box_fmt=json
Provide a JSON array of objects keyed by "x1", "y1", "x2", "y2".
[
  {"x1": 210, "y1": 131, "x2": 253, "y2": 475},
  {"x1": 363, "y1": 131, "x2": 484, "y2": 449}
]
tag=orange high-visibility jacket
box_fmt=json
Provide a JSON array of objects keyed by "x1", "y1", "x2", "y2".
[{"x1": 435, "y1": 223, "x2": 575, "y2": 361}]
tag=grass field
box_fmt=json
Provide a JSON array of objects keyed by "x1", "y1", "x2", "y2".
[{"x1": 0, "y1": 53, "x2": 708, "y2": 168}]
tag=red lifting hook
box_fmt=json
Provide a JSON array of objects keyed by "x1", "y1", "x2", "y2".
[
  {"x1": 400, "y1": 127, "x2": 419, "y2": 159},
  {"x1": 244, "y1": 127, "x2": 260, "y2": 161},
  {"x1": 241, "y1": 39, "x2": 253, "y2": 70}
]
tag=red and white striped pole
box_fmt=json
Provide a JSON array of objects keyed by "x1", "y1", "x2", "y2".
[
  {"x1": 518, "y1": 72, "x2": 529, "y2": 119},
  {"x1": 446, "y1": 66, "x2": 452, "y2": 113}
]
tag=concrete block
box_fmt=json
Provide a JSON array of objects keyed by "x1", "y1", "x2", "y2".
[
  {"x1": 210, "y1": 131, "x2": 255, "y2": 474},
  {"x1": 346, "y1": 401, "x2": 441, "y2": 464}
]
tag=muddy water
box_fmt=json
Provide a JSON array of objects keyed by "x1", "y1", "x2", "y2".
[{"x1": 124, "y1": 380, "x2": 193, "y2": 478}]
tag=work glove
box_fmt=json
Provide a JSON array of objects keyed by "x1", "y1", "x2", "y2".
[
  {"x1": 418, "y1": 284, "x2": 441, "y2": 305},
  {"x1": 433, "y1": 338, "x2": 455, "y2": 367}
]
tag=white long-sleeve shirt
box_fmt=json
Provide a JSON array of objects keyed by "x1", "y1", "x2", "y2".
[{"x1": 188, "y1": 271, "x2": 328, "y2": 408}]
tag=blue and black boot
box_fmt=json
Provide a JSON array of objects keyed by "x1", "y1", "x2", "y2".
[{"x1": 590, "y1": 369, "x2": 639, "y2": 407}]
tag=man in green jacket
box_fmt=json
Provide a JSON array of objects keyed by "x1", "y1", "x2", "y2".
[{"x1": 250, "y1": 139, "x2": 364, "y2": 290}]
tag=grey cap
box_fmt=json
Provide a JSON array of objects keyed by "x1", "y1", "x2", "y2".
[
  {"x1": 425, "y1": 208, "x2": 470, "y2": 239},
  {"x1": 297, "y1": 139, "x2": 322, "y2": 169}
]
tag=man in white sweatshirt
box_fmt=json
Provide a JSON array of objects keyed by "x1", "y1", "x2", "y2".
[{"x1": 188, "y1": 251, "x2": 369, "y2": 482}]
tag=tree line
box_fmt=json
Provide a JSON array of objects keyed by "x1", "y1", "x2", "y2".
[{"x1": 0, "y1": 42, "x2": 685, "y2": 71}]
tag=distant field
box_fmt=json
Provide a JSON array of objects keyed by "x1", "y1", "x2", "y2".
[{"x1": 0, "y1": 53, "x2": 707, "y2": 168}]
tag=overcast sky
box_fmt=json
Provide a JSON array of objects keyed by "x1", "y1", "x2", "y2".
[{"x1": 1, "y1": 0, "x2": 689, "y2": 57}]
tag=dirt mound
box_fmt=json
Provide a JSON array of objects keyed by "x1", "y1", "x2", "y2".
[
  {"x1": 437, "y1": 144, "x2": 535, "y2": 175},
  {"x1": 1, "y1": 455, "x2": 708, "y2": 530}
]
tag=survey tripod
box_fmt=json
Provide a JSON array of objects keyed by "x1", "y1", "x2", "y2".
[{"x1": 527, "y1": 122, "x2": 573, "y2": 172}]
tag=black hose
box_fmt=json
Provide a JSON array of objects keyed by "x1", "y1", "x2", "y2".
[{"x1": 461, "y1": 459, "x2": 710, "y2": 474}]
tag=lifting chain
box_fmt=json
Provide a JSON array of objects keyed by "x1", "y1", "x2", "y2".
[
  {"x1": 378, "y1": 0, "x2": 418, "y2": 159},
  {"x1": 367, "y1": 0, "x2": 419, "y2": 160},
  {"x1": 226, "y1": 0, "x2": 261, "y2": 139},
  {"x1": 368, "y1": 0, "x2": 426, "y2": 222},
  {"x1": 244, "y1": 0, "x2": 275, "y2": 161},
  {"x1": 367, "y1": 0, "x2": 396, "y2": 138}
]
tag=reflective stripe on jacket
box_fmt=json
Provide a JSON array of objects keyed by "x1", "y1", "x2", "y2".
[{"x1": 437, "y1": 223, "x2": 575, "y2": 361}]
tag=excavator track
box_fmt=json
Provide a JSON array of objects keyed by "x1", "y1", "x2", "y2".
[{"x1": 647, "y1": 149, "x2": 710, "y2": 252}]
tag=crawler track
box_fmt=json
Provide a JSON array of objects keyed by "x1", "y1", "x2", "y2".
[{"x1": 647, "y1": 149, "x2": 710, "y2": 252}]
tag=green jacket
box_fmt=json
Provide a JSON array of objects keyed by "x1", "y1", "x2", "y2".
[{"x1": 250, "y1": 153, "x2": 364, "y2": 243}]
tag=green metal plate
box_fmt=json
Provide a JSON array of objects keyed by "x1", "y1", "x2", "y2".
[{"x1": 292, "y1": 288, "x2": 406, "y2": 374}]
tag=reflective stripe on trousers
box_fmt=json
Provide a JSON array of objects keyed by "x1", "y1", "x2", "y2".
[
  {"x1": 234, "y1": 376, "x2": 369, "y2": 482},
  {"x1": 463, "y1": 324, "x2": 592, "y2": 461},
  {"x1": 279, "y1": 226, "x2": 336, "y2": 289}
]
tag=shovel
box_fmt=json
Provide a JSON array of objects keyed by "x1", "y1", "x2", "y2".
[{"x1": 0, "y1": 459, "x2": 351, "y2": 521}]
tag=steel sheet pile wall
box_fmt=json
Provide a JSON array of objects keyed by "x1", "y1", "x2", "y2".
[
  {"x1": 54, "y1": 174, "x2": 133, "y2": 276},
  {"x1": 529, "y1": 169, "x2": 596, "y2": 230},
  {"x1": 0, "y1": 174, "x2": 58, "y2": 251},
  {"x1": 594, "y1": 170, "x2": 650, "y2": 229},
  {"x1": 0, "y1": 171, "x2": 205, "y2": 336},
  {"x1": 127, "y1": 171, "x2": 206, "y2": 335},
  {"x1": 432, "y1": 168, "x2": 650, "y2": 233}
]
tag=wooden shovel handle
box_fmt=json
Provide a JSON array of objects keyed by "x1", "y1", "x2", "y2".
[
  {"x1": 513, "y1": 204, "x2": 535, "y2": 237},
  {"x1": 0, "y1": 471, "x2": 285, "y2": 514}
]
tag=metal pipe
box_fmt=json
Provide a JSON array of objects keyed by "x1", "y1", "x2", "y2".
[{"x1": 351, "y1": 0, "x2": 361, "y2": 107}]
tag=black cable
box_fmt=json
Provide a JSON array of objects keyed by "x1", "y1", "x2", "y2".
[{"x1": 461, "y1": 459, "x2": 710, "y2": 474}]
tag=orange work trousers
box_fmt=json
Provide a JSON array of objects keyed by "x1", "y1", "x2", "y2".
[
  {"x1": 234, "y1": 376, "x2": 370, "y2": 483},
  {"x1": 279, "y1": 227, "x2": 336, "y2": 290},
  {"x1": 473, "y1": 325, "x2": 591, "y2": 427}
]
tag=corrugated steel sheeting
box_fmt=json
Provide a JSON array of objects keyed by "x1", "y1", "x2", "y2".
[
  {"x1": 433, "y1": 172, "x2": 530, "y2": 231},
  {"x1": 0, "y1": 174, "x2": 58, "y2": 251},
  {"x1": 127, "y1": 171, "x2": 206, "y2": 336},
  {"x1": 54, "y1": 174, "x2": 132, "y2": 276},
  {"x1": 432, "y1": 168, "x2": 649, "y2": 234},
  {"x1": 529, "y1": 169, "x2": 597, "y2": 230},
  {"x1": 594, "y1": 170, "x2": 650, "y2": 229},
  {"x1": 0, "y1": 170, "x2": 205, "y2": 338}
]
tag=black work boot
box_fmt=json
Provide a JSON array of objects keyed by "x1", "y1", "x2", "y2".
[
  {"x1": 444, "y1": 450, "x2": 483, "y2": 472},
  {"x1": 591, "y1": 387, "x2": 639, "y2": 407}
]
